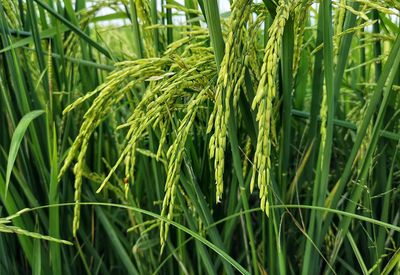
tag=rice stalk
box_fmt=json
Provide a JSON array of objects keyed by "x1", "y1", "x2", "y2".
[{"x1": 251, "y1": 0, "x2": 294, "y2": 214}]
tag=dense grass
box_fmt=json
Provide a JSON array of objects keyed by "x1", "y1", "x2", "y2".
[{"x1": 0, "y1": 0, "x2": 400, "y2": 274}]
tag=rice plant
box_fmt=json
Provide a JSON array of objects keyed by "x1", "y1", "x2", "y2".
[{"x1": 1, "y1": 0, "x2": 400, "y2": 274}]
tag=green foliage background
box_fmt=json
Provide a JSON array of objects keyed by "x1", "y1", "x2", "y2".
[{"x1": 0, "y1": 0, "x2": 399, "y2": 274}]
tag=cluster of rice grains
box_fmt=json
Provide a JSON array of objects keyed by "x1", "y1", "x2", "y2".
[
  {"x1": 251, "y1": 0, "x2": 296, "y2": 214},
  {"x1": 2, "y1": 0, "x2": 19, "y2": 27},
  {"x1": 59, "y1": 27, "x2": 215, "y2": 237},
  {"x1": 207, "y1": 0, "x2": 253, "y2": 203},
  {"x1": 61, "y1": 0, "x2": 310, "y2": 244},
  {"x1": 59, "y1": 57, "x2": 167, "y2": 235}
]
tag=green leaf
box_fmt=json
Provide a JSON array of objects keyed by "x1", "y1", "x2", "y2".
[{"x1": 5, "y1": 110, "x2": 45, "y2": 199}]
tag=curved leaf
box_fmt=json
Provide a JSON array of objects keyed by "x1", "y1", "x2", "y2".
[{"x1": 5, "y1": 110, "x2": 45, "y2": 199}]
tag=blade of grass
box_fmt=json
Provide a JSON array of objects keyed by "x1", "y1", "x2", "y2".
[
  {"x1": 94, "y1": 205, "x2": 140, "y2": 275},
  {"x1": 347, "y1": 232, "x2": 368, "y2": 275},
  {"x1": 279, "y1": 16, "x2": 294, "y2": 199},
  {"x1": 325, "y1": 33, "x2": 400, "y2": 270},
  {"x1": 180, "y1": 161, "x2": 234, "y2": 275},
  {"x1": 381, "y1": 248, "x2": 400, "y2": 275},
  {"x1": 323, "y1": 32, "x2": 400, "y2": 234},
  {"x1": 32, "y1": 224, "x2": 42, "y2": 275},
  {"x1": 5, "y1": 110, "x2": 45, "y2": 199},
  {"x1": 32, "y1": 0, "x2": 111, "y2": 59},
  {"x1": 302, "y1": 0, "x2": 335, "y2": 272},
  {"x1": 49, "y1": 125, "x2": 61, "y2": 275}
]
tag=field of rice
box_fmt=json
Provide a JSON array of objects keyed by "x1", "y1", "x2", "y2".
[{"x1": 0, "y1": 0, "x2": 399, "y2": 274}]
